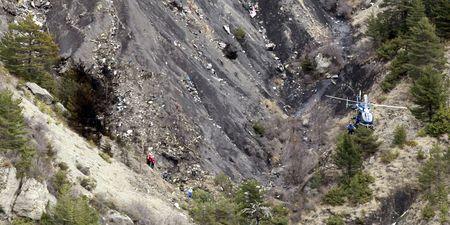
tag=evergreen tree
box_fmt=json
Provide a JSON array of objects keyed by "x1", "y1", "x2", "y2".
[
  {"x1": 333, "y1": 133, "x2": 362, "y2": 178},
  {"x1": 419, "y1": 145, "x2": 449, "y2": 207},
  {"x1": 0, "y1": 15, "x2": 59, "y2": 92},
  {"x1": 405, "y1": 0, "x2": 426, "y2": 28},
  {"x1": 353, "y1": 127, "x2": 381, "y2": 157},
  {"x1": 0, "y1": 90, "x2": 35, "y2": 178},
  {"x1": 405, "y1": 17, "x2": 445, "y2": 78},
  {"x1": 235, "y1": 180, "x2": 264, "y2": 211},
  {"x1": 410, "y1": 66, "x2": 447, "y2": 122},
  {"x1": 424, "y1": 0, "x2": 450, "y2": 39},
  {"x1": 426, "y1": 106, "x2": 450, "y2": 137}
]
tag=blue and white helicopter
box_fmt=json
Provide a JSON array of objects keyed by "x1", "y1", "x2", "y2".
[{"x1": 326, "y1": 92, "x2": 407, "y2": 129}]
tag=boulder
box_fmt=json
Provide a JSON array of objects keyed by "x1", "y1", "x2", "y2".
[
  {"x1": 54, "y1": 102, "x2": 69, "y2": 116},
  {"x1": 102, "y1": 210, "x2": 134, "y2": 225},
  {"x1": 13, "y1": 178, "x2": 56, "y2": 220},
  {"x1": 0, "y1": 165, "x2": 20, "y2": 216},
  {"x1": 25, "y1": 82, "x2": 54, "y2": 104},
  {"x1": 314, "y1": 53, "x2": 331, "y2": 74}
]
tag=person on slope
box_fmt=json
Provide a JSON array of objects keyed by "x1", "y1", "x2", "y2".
[
  {"x1": 346, "y1": 123, "x2": 356, "y2": 135},
  {"x1": 146, "y1": 152, "x2": 156, "y2": 169}
]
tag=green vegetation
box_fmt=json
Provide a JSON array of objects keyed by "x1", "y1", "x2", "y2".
[
  {"x1": 410, "y1": 67, "x2": 447, "y2": 123},
  {"x1": 0, "y1": 15, "x2": 59, "y2": 93},
  {"x1": 418, "y1": 145, "x2": 449, "y2": 223},
  {"x1": 309, "y1": 171, "x2": 325, "y2": 189},
  {"x1": 253, "y1": 122, "x2": 266, "y2": 136},
  {"x1": 423, "y1": 0, "x2": 450, "y2": 39},
  {"x1": 99, "y1": 152, "x2": 112, "y2": 163},
  {"x1": 12, "y1": 218, "x2": 34, "y2": 225},
  {"x1": 43, "y1": 171, "x2": 100, "y2": 225},
  {"x1": 367, "y1": 0, "x2": 449, "y2": 135},
  {"x1": 323, "y1": 172, "x2": 374, "y2": 206},
  {"x1": 323, "y1": 187, "x2": 346, "y2": 206},
  {"x1": 0, "y1": 90, "x2": 35, "y2": 178},
  {"x1": 334, "y1": 133, "x2": 362, "y2": 178},
  {"x1": 80, "y1": 177, "x2": 97, "y2": 191},
  {"x1": 324, "y1": 132, "x2": 375, "y2": 206},
  {"x1": 214, "y1": 173, "x2": 234, "y2": 195},
  {"x1": 353, "y1": 127, "x2": 381, "y2": 157},
  {"x1": 189, "y1": 179, "x2": 288, "y2": 225},
  {"x1": 422, "y1": 204, "x2": 435, "y2": 220},
  {"x1": 392, "y1": 125, "x2": 407, "y2": 148},
  {"x1": 416, "y1": 149, "x2": 426, "y2": 160},
  {"x1": 301, "y1": 58, "x2": 316, "y2": 72},
  {"x1": 381, "y1": 150, "x2": 399, "y2": 164},
  {"x1": 325, "y1": 215, "x2": 345, "y2": 225},
  {"x1": 233, "y1": 27, "x2": 246, "y2": 41},
  {"x1": 426, "y1": 105, "x2": 450, "y2": 137}
]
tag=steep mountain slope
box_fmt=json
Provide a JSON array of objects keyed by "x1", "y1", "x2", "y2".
[{"x1": 0, "y1": 72, "x2": 192, "y2": 224}]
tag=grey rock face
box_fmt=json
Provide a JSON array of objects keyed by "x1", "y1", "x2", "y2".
[
  {"x1": 25, "y1": 82, "x2": 54, "y2": 104},
  {"x1": 45, "y1": 0, "x2": 293, "y2": 180},
  {"x1": 13, "y1": 178, "x2": 55, "y2": 220},
  {"x1": 102, "y1": 210, "x2": 134, "y2": 225},
  {"x1": 0, "y1": 165, "x2": 20, "y2": 216}
]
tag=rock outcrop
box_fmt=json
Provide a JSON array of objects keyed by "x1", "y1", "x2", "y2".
[
  {"x1": 13, "y1": 178, "x2": 56, "y2": 220},
  {"x1": 24, "y1": 82, "x2": 54, "y2": 104},
  {"x1": 102, "y1": 210, "x2": 134, "y2": 225},
  {"x1": 0, "y1": 164, "x2": 20, "y2": 217}
]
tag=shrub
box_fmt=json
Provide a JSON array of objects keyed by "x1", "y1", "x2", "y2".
[
  {"x1": 417, "y1": 128, "x2": 427, "y2": 137},
  {"x1": 52, "y1": 170, "x2": 70, "y2": 196},
  {"x1": 405, "y1": 140, "x2": 418, "y2": 147},
  {"x1": 214, "y1": 173, "x2": 234, "y2": 195},
  {"x1": 426, "y1": 106, "x2": 450, "y2": 137},
  {"x1": 253, "y1": 122, "x2": 265, "y2": 136},
  {"x1": 233, "y1": 27, "x2": 246, "y2": 41},
  {"x1": 99, "y1": 152, "x2": 112, "y2": 163},
  {"x1": 80, "y1": 177, "x2": 97, "y2": 191},
  {"x1": 301, "y1": 58, "x2": 316, "y2": 72},
  {"x1": 235, "y1": 179, "x2": 264, "y2": 210},
  {"x1": 12, "y1": 218, "x2": 34, "y2": 225},
  {"x1": 343, "y1": 172, "x2": 374, "y2": 205},
  {"x1": 192, "y1": 189, "x2": 212, "y2": 203},
  {"x1": 392, "y1": 125, "x2": 407, "y2": 148},
  {"x1": 309, "y1": 171, "x2": 324, "y2": 189},
  {"x1": 58, "y1": 162, "x2": 69, "y2": 171},
  {"x1": 323, "y1": 187, "x2": 346, "y2": 206},
  {"x1": 41, "y1": 189, "x2": 100, "y2": 225},
  {"x1": 416, "y1": 149, "x2": 426, "y2": 160},
  {"x1": 326, "y1": 215, "x2": 345, "y2": 225},
  {"x1": 422, "y1": 204, "x2": 435, "y2": 220},
  {"x1": 381, "y1": 150, "x2": 399, "y2": 164}
]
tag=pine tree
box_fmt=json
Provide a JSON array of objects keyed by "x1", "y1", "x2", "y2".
[
  {"x1": 410, "y1": 66, "x2": 447, "y2": 122},
  {"x1": 405, "y1": 0, "x2": 426, "y2": 28},
  {"x1": 0, "y1": 15, "x2": 59, "y2": 92},
  {"x1": 426, "y1": 106, "x2": 450, "y2": 137},
  {"x1": 353, "y1": 127, "x2": 381, "y2": 157},
  {"x1": 424, "y1": 0, "x2": 450, "y2": 39},
  {"x1": 0, "y1": 90, "x2": 35, "y2": 178},
  {"x1": 334, "y1": 133, "x2": 362, "y2": 178},
  {"x1": 42, "y1": 184, "x2": 100, "y2": 225},
  {"x1": 405, "y1": 17, "x2": 445, "y2": 78}
]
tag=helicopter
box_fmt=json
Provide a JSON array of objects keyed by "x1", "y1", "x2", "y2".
[{"x1": 325, "y1": 92, "x2": 407, "y2": 129}]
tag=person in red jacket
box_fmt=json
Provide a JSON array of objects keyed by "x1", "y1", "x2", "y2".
[{"x1": 146, "y1": 152, "x2": 156, "y2": 169}]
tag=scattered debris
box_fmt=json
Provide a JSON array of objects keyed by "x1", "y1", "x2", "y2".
[{"x1": 265, "y1": 43, "x2": 276, "y2": 51}]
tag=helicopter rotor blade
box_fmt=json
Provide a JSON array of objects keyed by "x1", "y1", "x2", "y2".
[
  {"x1": 325, "y1": 95, "x2": 358, "y2": 103},
  {"x1": 371, "y1": 103, "x2": 408, "y2": 109}
]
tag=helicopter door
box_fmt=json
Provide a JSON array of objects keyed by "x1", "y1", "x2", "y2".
[{"x1": 362, "y1": 111, "x2": 373, "y2": 124}]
